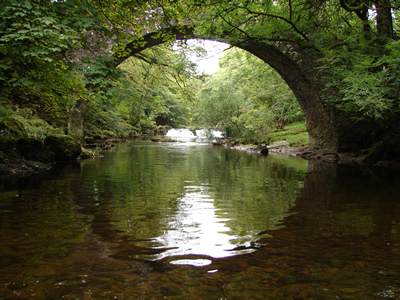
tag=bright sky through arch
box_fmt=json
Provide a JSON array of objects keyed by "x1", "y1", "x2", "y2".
[
  {"x1": 175, "y1": 39, "x2": 230, "y2": 75},
  {"x1": 193, "y1": 40, "x2": 230, "y2": 74}
]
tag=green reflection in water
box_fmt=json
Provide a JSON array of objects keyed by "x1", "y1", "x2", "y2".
[
  {"x1": 0, "y1": 140, "x2": 307, "y2": 298},
  {"x1": 79, "y1": 141, "x2": 308, "y2": 260}
]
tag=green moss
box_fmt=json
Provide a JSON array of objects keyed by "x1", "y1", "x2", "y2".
[
  {"x1": 0, "y1": 104, "x2": 14, "y2": 119},
  {"x1": 45, "y1": 135, "x2": 81, "y2": 161},
  {"x1": 79, "y1": 147, "x2": 102, "y2": 159},
  {"x1": 0, "y1": 115, "x2": 28, "y2": 139},
  {"x1": 267, "y1": 122, "x2": 309, "y2": 147},
  {"x1": 287, "y1": 133, "x2": 309, "y2": 147}
]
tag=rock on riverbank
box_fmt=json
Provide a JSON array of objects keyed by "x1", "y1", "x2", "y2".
[
  {"x1": 229, "y1": 140, "x2": 400, "y2": 168},
  {"x1": 0, "y1": 158, "x2": 52, "y2": 176},
  {"x1": 0, "y1": 135, "x2": 82, "y2": 177}
]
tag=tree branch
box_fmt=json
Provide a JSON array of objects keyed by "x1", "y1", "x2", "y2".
[{"x1": 240, "y1": 6, "x2": 310, "y2": 42}]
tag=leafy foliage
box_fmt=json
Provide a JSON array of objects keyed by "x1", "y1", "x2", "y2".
[
  {"x1": 100, "y1": 44, "x2": 197, "y2": 133},
  {"x1": 320, "y1": 39, "x2": 400, "y2": 124},
  {"x1": 194, "y1": 47, "x2": 303, "y2": 143},
  {"x1": 0, "y1": 0, "x2": 98, "y2": 132},
  {"x1": 0, "y1": 0, "x2": 100, "y2": 87},
  {"x1": 0, "y1": 0, "x2": 399, "y2": 156}
]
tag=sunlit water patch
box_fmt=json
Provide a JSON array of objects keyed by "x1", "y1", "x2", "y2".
[
  {"x1": 150, "y1": 184, "x2": 254, "y2": 260},
  {"x1": 170, "y1": 259, "x2": 213, "y2": 266}
]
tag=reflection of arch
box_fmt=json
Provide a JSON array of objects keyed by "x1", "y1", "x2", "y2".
[
  {"x1": 113, "y1": 26, "x2": 370, "y2": 152},
  {"x1": 210, "y1": 161, "x2": 400, "y2": 298}
]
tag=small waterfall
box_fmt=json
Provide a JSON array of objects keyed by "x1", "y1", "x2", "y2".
[{"x1": 165, "y1": 128, "x2": 223, "y2": 143}]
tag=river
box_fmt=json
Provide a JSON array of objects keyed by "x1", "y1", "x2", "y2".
[{"x1": 0, "y1": 137, "x2": 399, "y2": 299}]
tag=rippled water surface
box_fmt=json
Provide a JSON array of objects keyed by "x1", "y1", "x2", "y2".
[{"x1": 0, "y1": 140, "x2": 399, "y2": 299}]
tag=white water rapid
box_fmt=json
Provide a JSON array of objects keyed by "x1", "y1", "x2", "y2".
[{"x1": 166, "y1": 128, "x2": 223, "y2": 143}]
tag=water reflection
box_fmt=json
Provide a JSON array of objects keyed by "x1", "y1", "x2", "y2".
[
  {"x1": 211, "y1": 162, "x2": 400, "y2": 299},
  {"x1": 4, "y1": 141, "x2": 399, "y2": 298},
  {"x1": 85, "y1": 141, "x2": 306, "y2": 261},
  {"x1": 153, "y1": 183, "x2": 252, "y2": 260}
]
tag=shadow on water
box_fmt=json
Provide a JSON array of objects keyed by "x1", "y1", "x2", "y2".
[
  {"x1": 212, "y1": 162, "x2": 400, "y2": 299},
  {"x1": 0, "y1": 142, "x2": 399, "y2": 299}
]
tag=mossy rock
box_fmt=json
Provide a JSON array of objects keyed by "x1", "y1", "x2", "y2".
[
  {"x1": 0, "y1": 116, "x2": 27, "y2": 139},
  {"x1": 44, "y1": 135, "x2": 81, "y2": 161}
]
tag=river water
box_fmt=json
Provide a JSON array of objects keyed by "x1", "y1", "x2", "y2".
[{"x1": 0, "y1": 138, "x2": 399, "y2": 299}]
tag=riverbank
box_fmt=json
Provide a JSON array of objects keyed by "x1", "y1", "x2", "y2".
[
  {"x1": 296, "y1": 148, "x2": 400, "y2": 168},
  {"x1": 0, "y1": 136, "x2": 126, "y2": 177},
  {"x1": 230, "y1": 141, "x2": 400, "y2": 168},
  {"x1": 2, "y1": 136, "x2": 400, "y2": 178},
  {"x1": 0, "y1": 158, "x2": 52, "y2": 176}
]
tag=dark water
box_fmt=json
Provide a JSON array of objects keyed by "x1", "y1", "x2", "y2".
[{"x1": 0, "y1": 140, "x2": 399, "y2": 299}]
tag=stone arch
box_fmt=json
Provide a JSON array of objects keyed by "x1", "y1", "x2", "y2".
[{"x1": 112, "y1": 26, "x2": 370, "y2": 152}]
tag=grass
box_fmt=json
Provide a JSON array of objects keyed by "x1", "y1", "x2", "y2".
[{"x1": 267, "y1": 122, "x2": 309, "y2": 147}]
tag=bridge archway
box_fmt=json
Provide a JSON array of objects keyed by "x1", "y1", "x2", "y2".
[{"x1": 111, "y1": 26, "x2": 369, "y2": 152}]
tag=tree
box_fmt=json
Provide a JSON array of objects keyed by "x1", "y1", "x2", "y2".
[
  {"x1": 101, "y1": 44, "x2": 199, "y2": 133},
  {"x1": 194, "y1": 47, "x2": 303, "y2": 143},
  {"x1": 0, "y1": 0, "x2": 105, "y2": 131}
]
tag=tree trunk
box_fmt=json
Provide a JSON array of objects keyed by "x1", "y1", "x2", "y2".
[
  {"x1": 68, "y1": 99, "x2": 88, "y2": 142},
  {"x1": 375, "y1": 0, "x2": 394, "y2": 40}
]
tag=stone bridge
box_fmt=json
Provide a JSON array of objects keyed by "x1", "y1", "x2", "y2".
[{"x1": 73, "y1": 25, "x2": 374, "y2": 152}]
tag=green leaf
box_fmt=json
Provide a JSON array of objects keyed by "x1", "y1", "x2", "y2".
[{"x1": 23, "y1": 1, "x2": 33, "y2": 10}]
